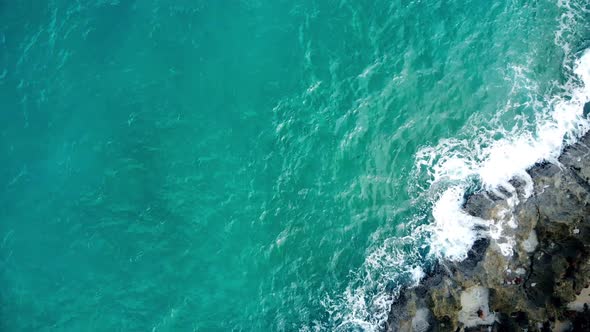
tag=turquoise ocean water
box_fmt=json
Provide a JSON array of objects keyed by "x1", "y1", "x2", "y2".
[{"x1": 1, "y1": 1, "x2": 590, "y2": 331}]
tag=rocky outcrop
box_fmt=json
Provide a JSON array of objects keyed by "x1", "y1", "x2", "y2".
[{"x1": 386, "y1": 130, "x2": 590, "y2": 331}]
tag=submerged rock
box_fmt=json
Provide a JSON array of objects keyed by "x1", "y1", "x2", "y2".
[{"x1": 386, "y1": 131, "x2": 590, "y2": 331}]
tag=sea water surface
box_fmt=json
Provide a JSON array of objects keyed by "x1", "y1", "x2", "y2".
[{"x1": 1, "y1": 0, "x2": 590, "y2": 331}]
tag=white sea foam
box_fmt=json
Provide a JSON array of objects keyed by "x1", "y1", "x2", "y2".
[
  {"x1": 324, "y1": 53, "x2": 590, "y2": 332},
  {"x1": 418, "y1": 0, "x2": 590, "y2": 260},
  {"x1": 422, "y1": 49, "x2": 590, "y2": 262},
  {"x1": 429, "y1": 186, "x2": 487, "y2": 261},
  {"x1": 408, "y1": 266, "x2": 425, "y2": 287},
  {"x1": 323, "y1": 2, "x2": 590, "y2": 330}
]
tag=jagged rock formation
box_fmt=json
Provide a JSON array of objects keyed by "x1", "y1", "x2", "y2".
[{"x1": 386, "y1": 129, "x2": 590, "y2": 331}]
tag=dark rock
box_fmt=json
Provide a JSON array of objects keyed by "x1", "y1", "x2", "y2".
[
  {"x1": 456, "y1": 238, "x2": 489, "y2": 272},
  {"x1": 524, "y1": 250, "x2": 556, "y2": 304},
  {"x1": 509, "y1": 177, "x2": 528, "y2": 199},
  {"x1": 528, "y1": 160, "x2": 560, "y2": 178},
  {"x1": 571, "y1": 309, "x2": 590, "y2": 331},
  {"x1": 414, "y1": 285, "x2": 428, "y2": 298},
  {"x1": 385, "y1": 291, "x2": 409, "y2": 331},
  {"x1": 421, "y1": 262, "x2": 446, "y2": 289},
  {"x1": 385, "y1": 129, "x2": 590, "y2": 331},
  {"x1": 463, "y1": 193, "x2": 494, "y2": 218}
]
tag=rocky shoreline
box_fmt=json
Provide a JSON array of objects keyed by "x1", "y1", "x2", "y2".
[{"x1": 386, "y1": 125, "x2": 590, "y2": 331}]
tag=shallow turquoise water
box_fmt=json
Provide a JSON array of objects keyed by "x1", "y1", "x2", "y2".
[{"x1": 1, "y1": 1, "x2": 589, "y2": 331}]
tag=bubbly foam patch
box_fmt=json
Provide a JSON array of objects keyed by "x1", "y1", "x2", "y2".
[
  {"x1": 422, "y1": 50, "x2": 590, "y2": 262},
  {"x1": 326, "y1": 233, "x2": 427, "y2": 331},
  {"x1": 429, "y1": 186, "x2": 487, "y2": 261}
]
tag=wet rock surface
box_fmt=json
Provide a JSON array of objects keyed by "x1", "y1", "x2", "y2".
[{"x1": 386, "y1": 132, "x2": 590, "y2": 332}]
